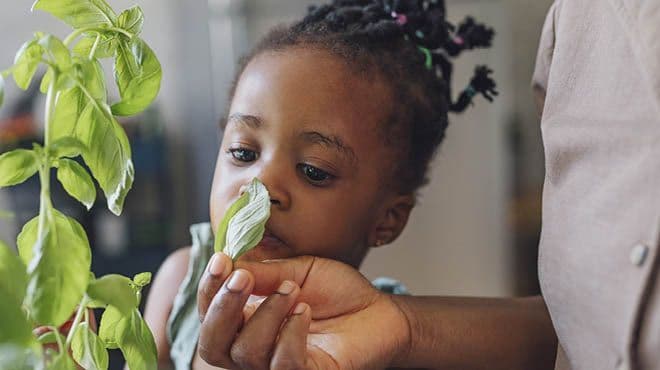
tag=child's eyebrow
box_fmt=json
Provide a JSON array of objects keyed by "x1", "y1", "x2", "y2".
[
  {"x1": 301, "y1": 131, "x2": 357, "y2": 163},
  {"x1": 227, "y1": 113, "x2": 263, "y2": 129}
]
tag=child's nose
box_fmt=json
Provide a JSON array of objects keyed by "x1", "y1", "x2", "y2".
[{"x1": 255, "y1": 163, "x2": 291, "y2": 211}]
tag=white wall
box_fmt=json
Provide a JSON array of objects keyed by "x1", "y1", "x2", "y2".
[{"x1": 361, "y1": 1, "x2": 515, "y2": 296}]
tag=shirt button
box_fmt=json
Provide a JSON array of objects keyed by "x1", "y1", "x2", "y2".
[
  {"x1": 616, "y1": 357, "x2": 631, "y2": 370},
  {"x1": 630, "y1": 243, "x2": 649, "y2": 266}
]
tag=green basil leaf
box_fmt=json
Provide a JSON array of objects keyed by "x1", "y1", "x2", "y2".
[
  {"x1": 0, "y1": 241, "x2": 28, "y2": 306},
  {"x1": 50, "y1": 59, "x2": 106, "y2": 141},
  {"x1": 37, "y1": 330, "x2": 65, "y2": 345},
  {"x1": 87, "y1": 274, "x2": 137, "y2": 315},
  {"x1": 132, "y1": 272, "x2": 151, "y2": 288},
  {"x1": 224, "y1": 178, "x2": 270, "y2": 260},
  {"x1": 116, "y1": 309, "x2": 157, "y2": 370},
  {"x1": 12, "y1": 39, "x2": 44, "y2": 90},
  {"x1": 40, "y1": 67, "x2": 54, "y2": 94},
  {"x1": 32, "y1": 0, "x2": 117, "y2": 29},
  {"x1": 50, "y1": 59, "x2": 133, "y2": 215},
  {"x1": 72, "y1": 34, "x2": 117, "y2": 59},
  {"x1": 117, "y1": 6, "x2": 144, "y2": 35},
  {"x1": 71, "y1": 322, "x2": 109, "y2": 370},
  {"x1": 41, "y1": 68, "x2": 78, "y2": 94},
  {"x1": 56, "y1": 158, "x2": 96, "y2": 210},
  {"x1": 17, "y1": 210, "x2": 91, "y2": 326},
  {"x1": 50, "y1": 136, "x2": 87, "y2": 159},
  {"x1": 37, "y1": 33, "x2": 72, "y2": 71},
  {"x1": 0, "y1": 149, "x2": 39, "y2": 187},
  {"x1": 98, "y1": 305, "x2": 122, "y2": 349},
  {"x1": 214, "y1": 191, "x2": 249, "y2": 254},
  {"x1": 0, "y1": 291, "x2": 33, "y2": 348},
  {"x1": 0, "y1": 346, "x2": 40, "y2": 370},
  {"x1": 76, "y1": 102, "x2": 134, "y2": 215},
  {"x1": 111, "y1": 37, "x2": 161, "y2": 116},
  {"x1": 75, "y1": 57, "x2": 107, "y2": 100}
]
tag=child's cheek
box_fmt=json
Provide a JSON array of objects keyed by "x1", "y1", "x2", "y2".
[{"x1": 209, "y1": 168, "x2": 243, "y2": 233}]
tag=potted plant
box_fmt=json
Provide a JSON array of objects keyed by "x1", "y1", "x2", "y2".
[{"x1": 0, "y1": 0, "x2": 162, "y2": 368}]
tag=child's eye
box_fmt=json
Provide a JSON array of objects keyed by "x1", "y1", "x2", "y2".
[
  {"x1": 228, "y1": 148, "x2": 258, "y2": 163},
  {"x1": 298, "y1": 164, "x2": 334, "y2": 185}
]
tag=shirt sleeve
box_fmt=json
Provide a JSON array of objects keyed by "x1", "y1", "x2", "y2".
[{"x1": 532, "y1": 1, "x2": 560, "y2": 116}]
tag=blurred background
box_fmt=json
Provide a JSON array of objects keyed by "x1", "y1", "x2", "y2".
[{"x1": 0, "y1": 0, "x2": 551, "y2": 365}]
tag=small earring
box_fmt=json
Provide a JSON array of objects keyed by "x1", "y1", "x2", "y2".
[{"x1": 375, "y1": 240, "x2": 385, "y2": 246}]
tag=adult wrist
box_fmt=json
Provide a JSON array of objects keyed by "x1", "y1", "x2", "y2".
[{"x1": 387, "y1": 294, "x2": 416, "y2": 367}]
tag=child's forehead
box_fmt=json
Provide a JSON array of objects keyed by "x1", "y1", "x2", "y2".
[
  {"x1": 238, "y1": 49, "x2": 390, "y2": 111},
  {"x1": 230, "y1": 48, "x2": 394, "y2": 137}
]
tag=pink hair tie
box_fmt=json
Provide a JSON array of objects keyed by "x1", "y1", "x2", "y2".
[
  {"x1": 453, "y1": 36, "x2": 465, "y2": 45},
  {"x1": 391, "y1": 11, "x2": 408, "y2": 25}
]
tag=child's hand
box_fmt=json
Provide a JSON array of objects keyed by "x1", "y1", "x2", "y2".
[{"x1": 196, "y1": 253, "x2": 411, "y2": 370}]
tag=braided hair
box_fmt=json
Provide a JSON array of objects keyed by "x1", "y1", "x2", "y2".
[{"x1": 227, "y1": 0, "x2": 497, "y2": 194}]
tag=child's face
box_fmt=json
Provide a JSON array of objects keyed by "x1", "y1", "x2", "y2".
[{"x1": 210, "y1": 48, "x2": 412, "y2": 267}]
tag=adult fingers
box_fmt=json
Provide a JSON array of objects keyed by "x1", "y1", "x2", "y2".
[
  {"x1": 197, "y1": 252, "x2": 233, "y2": 322},
  {"x1": 230, "y1": 281, "x2": 301, "y2": 370},
  {"x1": 235, "y1": 256, "x2": 316, "y2": 295},
  {"x1": 198, "y1": 269, "x2": 254, "y2": 368},
  {"x1": 271, "y1": 303, "x2": 312, "y2": 370}
]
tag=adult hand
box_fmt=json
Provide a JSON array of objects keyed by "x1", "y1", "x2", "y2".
[{"x1": 196, "y1": 253, "x2": 411, "y2": 370}]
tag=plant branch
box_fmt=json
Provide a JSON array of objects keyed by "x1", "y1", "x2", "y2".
[
  {"x1": 65, "y1": 295, "x2": 89, "y2": 348},
  {"x1": 44, "y1": 72, "x2": 56, "y2": 147},
  {"x1": 46, "y1": 325, "x2": 64, "y2": 354},
  {"x1": 89, "y1": 33, "x2": 101, "y2": 60},
  {"x1": 36, "y1": 76, "x2": 57, "y2": 240},
  {"x1": 63, "y1": 26, "x2": 133, "y2": 46}
]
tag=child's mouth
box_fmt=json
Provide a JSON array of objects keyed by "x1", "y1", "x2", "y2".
[{"x1": 257, "y1": 228, "x2": 287, "y2": 250}]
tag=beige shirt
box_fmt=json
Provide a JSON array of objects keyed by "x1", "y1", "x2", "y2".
[{"x1": 533, "y1": 0, "x2": 660, "y2": 369}]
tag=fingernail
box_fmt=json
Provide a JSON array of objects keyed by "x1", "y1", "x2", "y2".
[
  {"x1": 277, "y1": 280, "x2": 296, "y2": 295},
  {"x1": 293, "y1": 303, "x2": 307, "y2": 315},
  {"x1": 227, "y1": 270, "x2": 249, "y2": 292},
  {"x1": 208, "y1": 254, "x2": 225, "y2": 277}
]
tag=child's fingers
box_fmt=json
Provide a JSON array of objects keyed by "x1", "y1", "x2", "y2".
[
  {"x1": 230, "y1": 281, "x2": 300, "y2": 370},
  {"x1": 197, "y1": 252, "x2": 233, "y2": 322},
  {"x1": 271, "y1": 303, "x2": 312, "y2": 370},
  {"x1": 198, "y1": 269, "x2": 254, "y2": 369}
]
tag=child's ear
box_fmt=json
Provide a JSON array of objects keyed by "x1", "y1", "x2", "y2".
[{"x1": 367, "y1": 193, "x2": 415, "y2": 248}]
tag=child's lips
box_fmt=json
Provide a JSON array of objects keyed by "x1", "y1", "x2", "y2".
[{"x1": 258, "y1": 230, "x2": 287, "y2": 250}]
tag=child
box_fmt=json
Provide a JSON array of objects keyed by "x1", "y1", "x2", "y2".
[{"x1": 144, "y1": 0, "x2": 496, "y2": 368}]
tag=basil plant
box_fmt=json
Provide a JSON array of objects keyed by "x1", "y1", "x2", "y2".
[{"x1": 0, "y1": 0, "x2": 162, "y2": 368}]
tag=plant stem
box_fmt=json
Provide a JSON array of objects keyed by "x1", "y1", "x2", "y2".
[
  {"x1": 89, "y1": 33, "x2": 101, "y2": 60},
  {"x1": 63, "y1": 26, "x2": 133, "y2": 46},
  {"x1": 36, "y1": 76, "x2": 57, "y2": 240},
  {"x1": 44, "y1": 73, "x2": 56, "y2": 147},
  {"x1": 65, "y1": 295, "x2": 89, "y2": 348},
  {"x1": 46, "y1": 325, "x2": 64, "y2": 354}
]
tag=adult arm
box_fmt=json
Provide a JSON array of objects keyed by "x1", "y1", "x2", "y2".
[{"x1": 197, "y1": 253, "x2": 557, "y2": 369}]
